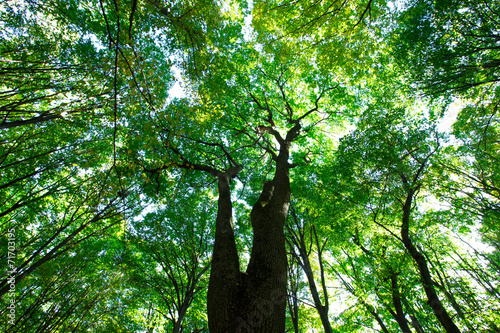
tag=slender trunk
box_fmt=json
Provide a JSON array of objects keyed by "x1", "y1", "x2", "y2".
[
  {"x1": 410, "y1": 315, "x2": 425, "y2": 333},
  {"x1": 389, "y1": 271, "x2": 412, "y2": 333},
  {"x1": 313, "y1": 226, "x2": 333, "y2": 333},
  {"x1": 300, "y1": 255, "x2": 333, "y2": 333},
  {"x1": 0, "y1": 165, "x2": 49, "y2": 190},
  {"x1": 369, "y1": 305, "x2": 391, "y2": 333},
  {"x1": 288, "y1": 294, "x2": 299, "y2": 333},
  {"x1": 331, "y1": 259, "x2": 390, "y2": 333},
  {"x1": 0, "y1": 113, "x2": 62, "y2": 130},
  {"x1": 427, "y1": 249, "x2": 470, "y2": 321},
  {"x1": 287, "y1": 256, "x2": 301, "y2": 333},
  {"x1": 294, "y1": 236, "x2": 332, "y2": 333},
  {"x1": 401, "y1": 189, "x2": 461, "y2": 333}
]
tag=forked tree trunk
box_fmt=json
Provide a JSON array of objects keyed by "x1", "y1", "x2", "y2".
[{"x1": 207, "y1": 126, "x2": 299, "y2": 332}]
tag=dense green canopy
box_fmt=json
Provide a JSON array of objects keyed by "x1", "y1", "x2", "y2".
[{"x1": 1, "y1": 0, "x2": 499, "y2": 332}]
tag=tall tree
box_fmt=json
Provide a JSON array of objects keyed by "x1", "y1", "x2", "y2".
[{"x1": 2, "y1": 0, "x2": 499, "y2": 331}]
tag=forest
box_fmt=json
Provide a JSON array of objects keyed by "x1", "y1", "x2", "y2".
[{"x1": 0, "y1": 0, "x2": 499, "y2": 332}]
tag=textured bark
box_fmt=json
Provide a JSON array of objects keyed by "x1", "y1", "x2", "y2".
[
  {"x1": 207, "y1": 168, "x2": 243, "y2": 332},
  {"x1": 207, "y1": 125, "x2": 299, "y2": 332},
  {"x1": 287, "y1": 274, "x2": 300, "y2": 333}
]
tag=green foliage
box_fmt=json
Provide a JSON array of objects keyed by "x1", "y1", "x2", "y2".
[
  {"x1": 393, "y1": 0, "x2": 500, "y2": 96},
  {"x1": 1, "y1": 0, "x2": 499, "y2": 331}
]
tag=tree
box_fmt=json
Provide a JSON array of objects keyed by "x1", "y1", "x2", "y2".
[
  {"x1": 158, "y1": 84, "x2": 333, "y2": 331},
  {"x1": 125, "y1": 191, "x2": 213, "y2": 333},
  {"x1": 286, "y1": 208, "x2": 333, "y2": 333},
  {"x1": 334, "y1": 107, "x2": 463, "y2": 332},
  {"x1": 2, "y1": 0, "x2": 500, "y2": 331},
  {"x1": 394, "y1": 0, "x2": 500, "y2": 96}
]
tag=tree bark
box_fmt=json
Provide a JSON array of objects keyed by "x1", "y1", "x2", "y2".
[
  {"x1": 287, "y1": 260, "x2": 300, "y2": 333},
  {"x1": 207, "y1": 125, "x2": 299, "y2": 332},
  {"x1": 207, "y1": 167, "x2": 243, "y2": 332}
]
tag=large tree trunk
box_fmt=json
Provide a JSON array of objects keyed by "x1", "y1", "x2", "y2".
[
  {"x1": 207, "y1": 167, "x2": 243, "y2": 332},
  {"x1": 242, "y1": 150, "x2": 289, "y2": 332},
  {"x1": 207, "y1": 127, "x2": 298, "y2": 332}
]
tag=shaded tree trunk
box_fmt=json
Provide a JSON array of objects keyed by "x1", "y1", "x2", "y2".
[
  {"x1": 287, "y1": 257, "x2": 300, "y2": 333},
  {"x1": 207, "y1": 125, "x2": 300, "y2": 332},
  {"x1": 368, "y1": 304, "x2": 391, "y2": 333},
  {"x1": 409, "y1": 315, "x2": 425, "y2": 333},
  {"x1": 353, "y1": 234, "x2": 410, "y2": 333},
  {"x1": 206, "y1": 167, "x2": 243, "y2": 332}
]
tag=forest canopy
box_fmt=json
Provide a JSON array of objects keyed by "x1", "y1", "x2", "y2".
[{"x1": 0, "y1": 0, "x2": 499, "y2": 332}]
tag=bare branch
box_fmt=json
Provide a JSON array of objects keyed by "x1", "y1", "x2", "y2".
[
  {"x1": 297, "y1": 85, "x2": 339, "y2": 122},
  {"x1": 351, "y1": 0, "x2": 373, "y2": 30}
]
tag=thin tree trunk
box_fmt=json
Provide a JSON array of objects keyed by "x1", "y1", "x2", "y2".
[
  {"x1": 288, "y1": 221, "x2": 333, "y2": 333},
  {"x1": 409, "y1": 315, "x2": 425, "y2": 333},
  {"x1": 400, "y1": 188, "x2": 461, "y2": 333},
  {"x1": 389, "y1": 271, "x2": 412, "y2": 333},
  {"x1": 0, "y1": 113, "x2": 62, "y2": 130}
]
